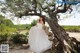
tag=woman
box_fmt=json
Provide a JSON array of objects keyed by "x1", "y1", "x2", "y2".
[{"x1": 28, "y1": 16, "x2": 52, "y2": 53}]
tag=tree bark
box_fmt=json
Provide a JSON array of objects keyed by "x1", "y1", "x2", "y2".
[{"x1": 45, "y1": 13, "x2": 77, "y2": 53}]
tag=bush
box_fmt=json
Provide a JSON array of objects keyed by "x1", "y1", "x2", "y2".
[
  {"x1": 31, "y1": 20, "x2": 37, "y2": 26},
  {"x1": 11, "y1": 34, "x2": 28, "y2": 44},
  {"x1": 0, "y1": 24, "x2": 17, "y2": 33},
  {"x1": 26, "y1": 32, "x2": 29, "y2": 35},
  {"x1": 0, "y1": 33, "x2": 9, "y2": 43},
  {"x1": 26, "y1": 24, "x2": 31, "y2": 30}
]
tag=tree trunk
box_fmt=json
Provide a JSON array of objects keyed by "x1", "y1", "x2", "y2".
[{"x1": 45, "y1": 13, "x2": 77, "y2": 53}]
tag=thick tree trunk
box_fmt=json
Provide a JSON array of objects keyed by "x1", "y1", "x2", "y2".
[
  {"x1": 48, "y1": 19, "x2": 70, "y2": 42},
  {"x1": 45, "y1": 13, "x2": 77, "y2": 53},
  {"x1": 47, "y1": 18, "x2": 67, "y2": 53}
]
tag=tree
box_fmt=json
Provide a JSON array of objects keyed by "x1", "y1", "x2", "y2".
[
  {"x1": 0, "y1": 15, "x2": 17, "y2": 34},
  {"x1": 31, "y1": 20, "x2": 37, "y2": 26},
  {"x1": 1, "y1": 0, "x2": 79, "y2": 53},
  {"x1": 0, "y1": 15, "x2": 5, "y2": 24},
  {"x1": 0, "y1": 15, "x2": 14, "y2": 27}
]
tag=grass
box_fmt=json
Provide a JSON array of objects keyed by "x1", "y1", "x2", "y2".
[
  {"x1": 62, "y1": 26, "x2": 80, "y2": 32},
  {"x1": 19, "y1": 26, "x2": 80, "y2": 33}
]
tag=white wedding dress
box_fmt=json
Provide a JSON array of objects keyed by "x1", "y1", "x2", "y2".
[{"x1": 28, "y1": 23, "x2": 52, "y2": 53}]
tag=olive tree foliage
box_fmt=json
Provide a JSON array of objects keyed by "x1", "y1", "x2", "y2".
[
  {"x1": 0, "y1": 0, "x2": 79, "y2": 53},
  {"x1": 3, "y1": 0, "x2": 55, "y2": 17},
  {"x1": 1, "y1": 0, "x2": 73, "y2": 17}
]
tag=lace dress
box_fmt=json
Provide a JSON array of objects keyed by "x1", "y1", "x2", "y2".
[{"x1": 28, "y1": 23, "x2": 52, "y2": 53}]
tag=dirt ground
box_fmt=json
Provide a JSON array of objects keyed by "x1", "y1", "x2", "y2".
[
  {"x1": 8, "y1": 32, "x2": 80, "y2": 53},
  {"x1": 67, "y1": 32, "x2": 80, "y2": 41}
]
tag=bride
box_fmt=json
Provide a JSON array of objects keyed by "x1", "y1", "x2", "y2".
[{"x1": 28, "y1": 16, "x2": 52, "y2": 53}]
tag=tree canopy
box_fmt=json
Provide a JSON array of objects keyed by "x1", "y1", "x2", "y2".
[{"x1": 1, "y1": 0, "x2": 76, "y2": 18}]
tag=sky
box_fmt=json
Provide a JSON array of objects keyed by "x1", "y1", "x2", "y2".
[
  {"x1": 58, "y1": 4, "x2": 80, "y2": 26},
  {"x1": 0, "y1": 0, "x2": 80, "y2": 26},
  {"x1": 0, "y1": 0, "x2": 5, "y2": 2}
]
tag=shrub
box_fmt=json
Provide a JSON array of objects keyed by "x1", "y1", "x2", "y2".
[
  {"x1": 0, "y1": 33, "x2": 9, "y2": 43},
  {"x1": 26, "y1": 32, "x2": 29, "y2": 35},
  {"x1": 26, "y1": 24, "x2": 31, "y2": 30},
  {"x1": 11, "y1": 34, "x2": 28, "y2": 44},
  {"x1": 31, "y1": 20, "x2": 37, "y2": 26}
]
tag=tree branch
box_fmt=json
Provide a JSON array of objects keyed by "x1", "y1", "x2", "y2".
[
  {"x1": 32, "y1": 0, "x2": 37, "y2": 13},
  {"x1": 16, "y1": 10, "x2": 42, "y2": 18},
  {"x1": 26, "y1": 13, "x2": 41, "y2": 16},
  {"x1": 55, "y1": 3, "x2": 72, "y2": 13}
]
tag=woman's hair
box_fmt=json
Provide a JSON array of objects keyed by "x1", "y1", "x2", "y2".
[{"x1": 39, "y1": 16, "x2": 45, "y2": 24}]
